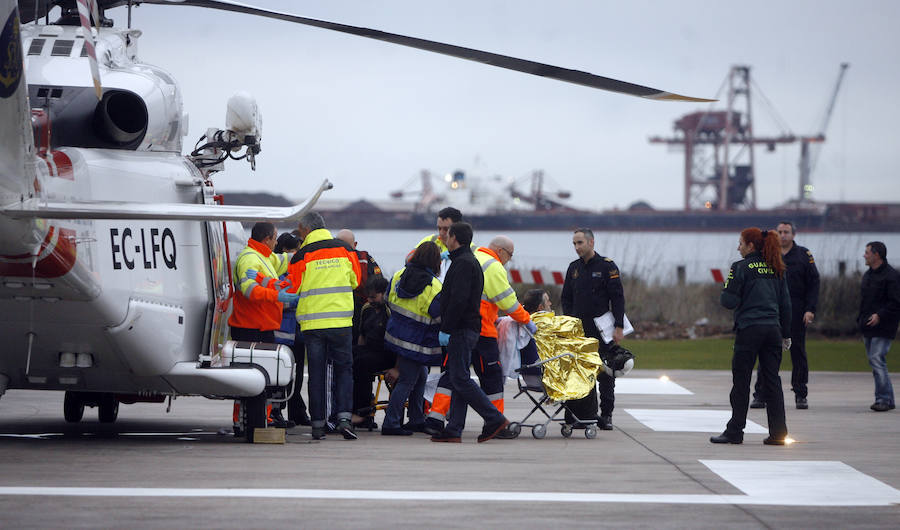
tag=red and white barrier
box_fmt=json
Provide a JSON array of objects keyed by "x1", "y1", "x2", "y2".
[{"x1": 508, "y1": 269, "x2": 565, "y2": 285}]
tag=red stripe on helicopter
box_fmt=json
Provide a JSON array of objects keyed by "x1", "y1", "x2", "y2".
[{"x1": 0, "y1": 226, "x2": 78, "y2": 278}]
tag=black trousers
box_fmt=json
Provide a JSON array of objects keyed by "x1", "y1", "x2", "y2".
[
  {"x1": 565, "y1": 341, "x2": 615, "y2": 423},
  {"x1": 727, "y1": 325, "x2": 787, "y2": 439},
  {"x1": 753, "y1": 305, "x2": 808, "y2": 400},
  {"x1": 230, "y1": 327, "x2": 275, "y2": 343},
  {"x1": 351, "y1": 344, "x2": 396, "y2": 415}
]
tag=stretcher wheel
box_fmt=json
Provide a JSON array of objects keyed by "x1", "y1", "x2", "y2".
[
  {"x1": 508, "y1": 422, "x2": 522, "y2": 438},
  {"x1": 585, "y1": 426, "x2": 598, "y2": 439},
  {"x1": 532, "y1": 424, "x2": 547, "y2": 439},
  {"x1": 561, "y1": 424, "x2": 573, "y2": 438}
]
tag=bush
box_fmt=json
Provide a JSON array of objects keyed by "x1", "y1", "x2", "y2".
[{"x1": 513, "y1": 274, "x2": 865, "y2": 339}]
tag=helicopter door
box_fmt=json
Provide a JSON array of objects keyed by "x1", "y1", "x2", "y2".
[{"x1": 203, "y1": 191, "x2": 233, "y2": 367}]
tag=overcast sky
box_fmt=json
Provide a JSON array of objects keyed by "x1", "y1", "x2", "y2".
[{"x1": 105, "y1": 0, "x2": 899, "y2": 211}]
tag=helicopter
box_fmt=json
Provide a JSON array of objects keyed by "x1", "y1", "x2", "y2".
[{"x1": 0, "y1": 0, "x2": 711, "y2": 441}]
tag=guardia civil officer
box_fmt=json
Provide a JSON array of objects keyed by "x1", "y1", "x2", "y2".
[
  {"x1": 712, "y1": 228, "x2": 791, "y2": 446},
  {"x1": 561, "y1": 228, "x2": 626, "y2": 431},
  {"x1": 751, "y1": 221, "x2": 819, "y2": 410}
]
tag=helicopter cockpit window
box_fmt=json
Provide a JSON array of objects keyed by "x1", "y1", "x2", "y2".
[
  {"x1": 50, "y1": 39, "x2": 74, "y2": 57},
  {"x1": 28, "y1": 39, "x2": 45, "y2": 56}
]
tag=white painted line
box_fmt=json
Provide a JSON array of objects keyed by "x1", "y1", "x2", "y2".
[
  {"x1": 625, "y1": 409, "x2": 768, "y2": 433},
  {"x1": 0, "y1": 476, "x2": 897, "y2": 506},
  {"x1": 702, "y1": 460, "x2": 900, "y2": 506},
  {"x1": 615, "y1": 378, "x2": 693, "y2": 395}
]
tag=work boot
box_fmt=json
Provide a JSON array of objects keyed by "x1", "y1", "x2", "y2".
[
  {"x1": 431, "y1": 431, "x2": 462, "y2": 443},
  {"x1": 750, "y1": 398, "x2": 766, "y2": 409},
  {"x1": 763, "y1": 436, "x2": 786, "y2": 445},
  {"x1": 477, "y1": 419, "x2": 511, "y2": 443},
  {"x1": 795, "y1": 397, "x2": 808, "y2": 410},
  {"x1": 870, "y1": 401, "x2": 892, "y2": 412},
  {"x1": 269, "y1": 407, "x2": 296, "y2": 429},
  {"x1": 381, "y1": 427, "x2": 413, "y2": 436},
  {"x1": 311, "y1": 426, "x2": 326, "y2": 440},
  {"x1": 598, "y1": 416, "x2": 613, "y2": 431},
  {"x1": 423, "y1": 417, "x2": 444, "y2": 436},
  {"x1": 710, "y1": 432, "x2": 743, "y2": 444},
  {"x1": 337, "y1": 418, "x2": 358, "y2": 440},
  {"x1": 402, "y1": 422, "x2": 426, "y2": 433}
]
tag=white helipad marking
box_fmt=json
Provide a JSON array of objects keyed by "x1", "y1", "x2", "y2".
[
  {"x1": 625, "y1": 409, "x2": 768, "y2": 433},
  {"x1": 615, "y1": 378, "x2": 693, "y2": 395},
  {"x1": 702, "y1": 460, "x2": 900, "y2": 506},
  {"x1": 1, "y1": 462, "x2": 898, "y2": 507}
]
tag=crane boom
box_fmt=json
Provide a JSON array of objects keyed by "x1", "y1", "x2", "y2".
[{"x1": 798, "y1": 63, "x2": 850, "y2": 202}]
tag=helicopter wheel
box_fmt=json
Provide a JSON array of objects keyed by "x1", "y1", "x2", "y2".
[
  {"x1": 98, "y1": 393, "x2": 119, "y2": 423},
  {"x1": 243, "y1": 393, "x2": 268, "y2": 443},
  {"x1": 63, "y1": 391, "x2": 84, "y2": 423}
]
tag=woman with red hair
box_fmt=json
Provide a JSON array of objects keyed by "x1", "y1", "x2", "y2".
[{"x1": 711, "y1": 228, "x2": 792, "y2": 446}]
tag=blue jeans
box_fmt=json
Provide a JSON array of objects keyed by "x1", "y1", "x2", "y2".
[
  {"x1": 865, "y1": 337, "x2": 895, "y2": 406},
  {"x1": 382, "y1": 355, "x2": 427, "y2": 430},
  {"x1": 445, "y1": 329, "x2": 505, "y2": 437},
  {"x1": 305, "y1": 327, "x2": 353, "y2": 427}
]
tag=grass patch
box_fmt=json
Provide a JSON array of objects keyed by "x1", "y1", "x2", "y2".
[{"x1": 626, "y1": 338, "x2": 900, "y2": 372}]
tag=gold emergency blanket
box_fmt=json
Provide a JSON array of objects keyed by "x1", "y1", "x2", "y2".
[{"x1": 531, "y1": 312, "x2": 603, "y2": 401}]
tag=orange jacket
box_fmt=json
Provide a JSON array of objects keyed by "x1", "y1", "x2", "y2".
[
  {"x1": 228, "y1": 238, "x2": 290, "y2": 332},
  {"x1": 476, "y1": 247, "x2": 530, "y2": 338}
]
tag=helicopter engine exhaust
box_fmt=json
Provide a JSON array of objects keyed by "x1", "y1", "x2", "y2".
[{"x1": 93, "y1": 90, "x2": 149, "y2": 146}]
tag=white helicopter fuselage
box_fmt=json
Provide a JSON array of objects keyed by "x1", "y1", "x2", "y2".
[{"x1": 1, "y1": 8, "x2": 299, "y2": 411}]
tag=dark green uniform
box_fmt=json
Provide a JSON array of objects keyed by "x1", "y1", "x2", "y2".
[{"x1": 720, "y1": 251, "x2": 792, "y2": 441}]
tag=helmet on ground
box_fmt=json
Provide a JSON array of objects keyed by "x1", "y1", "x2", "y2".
[{"x1": 602, "y1": 344, "x2": 635, "y2": 378}]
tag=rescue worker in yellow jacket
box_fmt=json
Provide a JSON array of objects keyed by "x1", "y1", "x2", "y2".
[
  {"x1": 411, "y1": 207, "x2": 461, "y2": 280},
  {"x1": 287, "y1": 212, "x2": 361, "y2": 440},
  {"x1": 426, "y1": 235, "x2": 534, "y2": 435},
  {"x1": 228, "y1": 222, "x2": 298, "y2": 435}
]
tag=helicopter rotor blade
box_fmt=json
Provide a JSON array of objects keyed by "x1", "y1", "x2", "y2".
[
  {"x1": 75, "y1": 0, "x2": 102, "y2": 99},
  {"x1": 137, "y1": 0, "x2": 714, "y2": 102}
]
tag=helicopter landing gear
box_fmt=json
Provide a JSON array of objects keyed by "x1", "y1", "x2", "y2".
[
  {"x1": 63, "y1": 391, "x2": 84, "y2": 423},
  {"x1": 98, "y1": 393, "x2": 119, "y2": 423},
  {"x1": 241, "y1": 393, "x2": 268, "y2": 443},
  {"x1": 63, "y1": 391, "x2": 120, "y2": 423}
]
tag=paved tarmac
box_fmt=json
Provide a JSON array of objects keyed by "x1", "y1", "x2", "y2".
[{"x1": 0, "y1": 369, "x2": 898, "y2": 529}]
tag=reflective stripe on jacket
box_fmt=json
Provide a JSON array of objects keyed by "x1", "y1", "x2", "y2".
[
  {"x1": 228, "y1": 238, "x2": 291, "y2": 332},
  {"x1": 475, "y1": 247, "x2": 530, "y2": 338},
  {"x1": 384, "y1": 267, "x2": 443, "y2": 365},
  {"x1": 289, "y1": 228, "x2": 361, "y2": 331}
]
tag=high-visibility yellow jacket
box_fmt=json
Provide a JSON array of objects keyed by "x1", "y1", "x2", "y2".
[
  {"x1": 288, "y1": 228, "x2": 361, "y2": 331},
  {"x1": 384, "y1": 265, "x2": 443, "y2": 365},
  {"x1": 228, "y1": 238, "x2": 291, "y2": 332},
  {"x1": 415, "y1": 234, "x2": 448, "y2": 253},
  {"x1": 475, "y1": 247, "x2": 530, "y2": 338}
]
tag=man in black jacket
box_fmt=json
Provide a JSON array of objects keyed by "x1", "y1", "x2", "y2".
[
  {"x1": 859, "y1": 241, "x2": 900, "y2": 412},
  {"x1": 431, "y1": 222, "x2": 510, "y2": 443},
  {"x1": 561, "y1": 228, "x2": 626, "y2": 430},
  {"x1": 751, "y1": 221, "x2": 820, "y2": 410}
]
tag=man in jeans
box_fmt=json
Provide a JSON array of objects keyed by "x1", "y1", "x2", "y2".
[
  {"x1": 431, "y1": 222, "x2": 510, "y2": 443},
  {"x1": 289, "y1": 211, "x2": 362, "y2": 439},
  {"x1": 859, "y1": 241, "x2": 900, "y2": 412}
]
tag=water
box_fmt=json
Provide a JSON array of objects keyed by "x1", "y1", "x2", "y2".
[{"x1": 350, "y1": 230, "x2": 900, "y2": 284}]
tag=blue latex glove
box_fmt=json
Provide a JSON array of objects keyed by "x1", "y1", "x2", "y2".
[
  {"x1": 438, "y1": 331, "x2": 450, "y2": 346},
  {"x1": 525, "y1": 321, "x2": 537, "y2": 334},
  {"x1": 440, "y1": 250, "x2": 450, "y2": 260},
  {"x1": 244, "y1": 269, "x2": 259, "y2": 280},
  {"x1": 277, "y1": 291, "x2": 299, "y2": 305}
]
